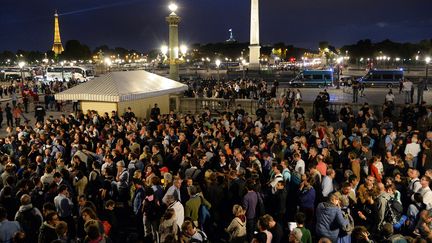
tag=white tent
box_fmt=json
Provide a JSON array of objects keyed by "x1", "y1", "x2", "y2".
[{"x1": 55, "y1": 70, "x2": 188, "y2": 117}]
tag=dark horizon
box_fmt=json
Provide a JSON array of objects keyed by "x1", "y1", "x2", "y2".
[{"x1": 1, "y1": 0, "x2": 432, "y2": 53}]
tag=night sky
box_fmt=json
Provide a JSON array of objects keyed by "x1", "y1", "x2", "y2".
[{"x1": 1, "y1": 0, "x2": 432, "y2": 52}]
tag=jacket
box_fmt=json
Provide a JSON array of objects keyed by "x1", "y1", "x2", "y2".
[
  {"x1": 185, "y1": 194, "x2": 211, "y2": 222},
  {"x1": 0, "y1": 219, "x2": 20, "y2": 243},
  {"x1": 38, "y1": 222, "x2": 57, "y2": 243},
  {"x1": 226, "y1": 216, "x2": 246, "y2": 241},
  {"x1": 315, "y1": 202, "x2": 348, "y2": 242},
  {"x1": 376, "y1": 192, "x2": 391, "y2": 230}
]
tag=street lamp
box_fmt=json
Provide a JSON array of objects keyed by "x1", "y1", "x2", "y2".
[
  {"x1": 336, "y1": 57, "x2": 343, "y2": 89},
  {"x1": 215, "y1": 59, "x2": 221, "y2": 83},
  {"x1": 18, "y1": 61, "x2": 25, "y2": 87},
  {"x1": 180, "y1": 45, "x2": 188, "y2": 56},
  {"x1": 242, "y1": 60, "x2": 247, "y2": 79},
  {"x1": 104, "y1": 58, "x2": 112, "y2": 72},
  {"x1": 425, "y1": 56, "x2": 431, "y2": 90},
  {"x1": 60, "y1": 61, "x2": 65, "y2": 80},
  {"x1": 168, "y1": 3, "x2": 178, "y2": 13}
]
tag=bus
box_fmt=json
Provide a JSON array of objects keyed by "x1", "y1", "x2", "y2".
[
  {"x1": 45, "y1": 66, "x2": 94, "y2": 82},
  {"x1": 289, "y1": 69, "x2": 334, "y2": 87},
  {"x1": 359, "y1": 69, "x2": 403, "y2": 87},
  {"x1": 0, "y1": 68, "x2": 31, "y2": 81}
]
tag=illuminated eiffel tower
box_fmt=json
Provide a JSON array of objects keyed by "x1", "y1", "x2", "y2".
[{"x1": 52, "y1": 10, "x2": 64, "y2": 55}]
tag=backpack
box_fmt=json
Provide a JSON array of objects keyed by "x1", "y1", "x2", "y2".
[
  {"x1": 190, "y1": 230, "x2": 209, "y2": 243},
  {"x1": 385, "y1": 197, "x2": 404, "y2": 225},
  {"x1": 198, "y1": 197, "x2": 211, "y2": 227},
  {"x1": 255, "y1": 192, "x2": 265, "y2": 217},
  {"x1": 342, "y1": 210, "x2": 355, "y2": 234},
  {"x1": 290, "y1": 170, "x2": 302, "y2": 187},
  {"x1": 100, "y1": 220, "x2": 112, "y2": 236}
]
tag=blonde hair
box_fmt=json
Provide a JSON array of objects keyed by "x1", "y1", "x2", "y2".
[
  {"x1": 232, "y1": 204, "x2": 244, "y2": 217},
  {"x1": 405, "y1": 153, "x2": 414, "y2": 162}
]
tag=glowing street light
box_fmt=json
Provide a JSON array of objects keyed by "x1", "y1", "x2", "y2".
[
  {"x1": 168, "y1": 3, "x2": 178, "y2": 13},
  {"x1": 242, "y1": 59, "x2": 247, "y2": 79},
  {"x1": 18, "y1": 61, "x2": 25, "y2": 69},
  {"x1": 161, "y1": 45, "x2": 168, "y2": 56},
  {"x1": 18, "y1": 61, "x2": 25, "y2": 85},
  {"x1": 426, "y1": 56, "x2": 431, "y2": 89},
  {"x1": 336, "y1": 57, "x2": 343, "y2": 89},
  {"x1": 180, "y1": 45, "x2": 188, "y2": 56},
  {"x1": 215, "y1": 59, "x2": 221, "y2": 82}
]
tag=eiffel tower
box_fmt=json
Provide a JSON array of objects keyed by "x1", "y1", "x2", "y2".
[{"x1": 52, "y1": 10, "x2": 64, "y2": 55}]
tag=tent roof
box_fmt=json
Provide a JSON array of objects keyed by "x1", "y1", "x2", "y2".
[{"x1": 54, "y1": 70, "x2": 187, "y2": 102}]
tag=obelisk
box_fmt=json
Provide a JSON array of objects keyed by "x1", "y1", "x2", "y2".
[
  {"x1": 166, "y1": 3, "x2": 180, "y2": 81},
  {"x1": 249, "y1": 0, "x2": 260, "y2": 70}
]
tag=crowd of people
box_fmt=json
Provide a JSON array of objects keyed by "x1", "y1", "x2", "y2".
[{"x1": 0, "y1": 77, "x2": 430, "y2": 243}]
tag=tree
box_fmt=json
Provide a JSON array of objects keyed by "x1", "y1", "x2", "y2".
[{"x1": 61, "y1": 40, "x2": 91, "y2": 60}]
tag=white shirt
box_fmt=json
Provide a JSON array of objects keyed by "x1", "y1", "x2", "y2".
[
  {"x1": 405, "y1": 143, "x2": 421, "y2": 157},
  {"x1": 168, "y1": 201, "x2": 184, "y2": 229},
  {"x1": 321, "y1": 176, "x2": 334, "y2": 197},
  {"x1": 295, "y1": 159, "x2": 305, "y2": 175},
  {"x1": 385, "y1": 93, "x2": 395, "y2": 102},
  {"x1": 403, "y1": 81, "x2": 413, "y2": 92},
  {"x1": 418, "y1": 186, "x2": 432, "y2": 210}
]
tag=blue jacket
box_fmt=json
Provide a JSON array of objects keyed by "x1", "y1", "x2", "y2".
[{"x1": 315, "y1": 202, "x2": 348, "y2": 242}]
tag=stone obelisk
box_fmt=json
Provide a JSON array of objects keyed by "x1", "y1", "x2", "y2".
[
  {"x1": 166, "y1": 5, "x2": 181, "y2": 81},
  {"x1": 249, "y1": 0, "x2": 260, "y2": 70},
  {"x1": 52, "y1": 10, "x2": 64, "y2": 55}
]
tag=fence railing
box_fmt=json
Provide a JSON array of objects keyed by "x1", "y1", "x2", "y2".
[{"x1": 178, "y1": 97, "x2": 405, "y2": 120}]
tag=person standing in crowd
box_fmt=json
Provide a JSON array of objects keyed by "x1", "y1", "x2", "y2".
[
  {"x1": 5, "y1": 103, "x2": 12, "y2": 127},
  {"x1": 418, "y1": 78, "x2": 426, "y2": 104},
  {"x1": 352, "y1": 79, "x2": 359, "y2": 103},
  {"x1": 34, "y1": 102, "x2": 46, "y2": 124},
  {"x1": 0, "y1": 104, "x2": 3, "y2": 129},
  {"x1": 38, "y1": 211, "x2": 59, "y2": 243},
  {"x1": 14, "y1": 194, "x2": 43, "y2": 241},
  {"x1": 403, "y1": 79, "x2": 413, "y2": 103},
  {"x1": 0, "y1": 207, "x2": 21, "y2": 243},
  {"x1": 225, "y1": 204, "x2": 246, "y2": 243},
  {"x1": 242, "y1": 182, "x2": 258, "y2": 241},
  {"x1": 315, "y1": 193, "x2": 348, "y2": 242}
]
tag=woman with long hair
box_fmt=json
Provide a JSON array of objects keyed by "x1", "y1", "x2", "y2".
[{"x1": 225, "y1": 204, "x2": 246, "y2": 243}]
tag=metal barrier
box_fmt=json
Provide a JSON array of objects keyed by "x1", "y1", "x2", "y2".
[{"x1": 178, "y1": 97, "x2": 406, "y2": 120}]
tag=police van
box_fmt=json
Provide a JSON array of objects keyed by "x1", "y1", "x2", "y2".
[
  {"x1": 359, "y1": 69, "x2": 403, "y2": 87},
  {"x1": 289, "y1": 69, "x2": 334, "y2": 88}
]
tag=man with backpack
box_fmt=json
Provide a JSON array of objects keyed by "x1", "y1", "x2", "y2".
[
  {"x1": 14, "y1": 194, "x2": 43, "y2": 241},
  {"x1": 376, "y1": 183, "x2": 391, "y2": 231},
  {"x1": 182, "y1": 220, "x2": 208, "y2": 243}
]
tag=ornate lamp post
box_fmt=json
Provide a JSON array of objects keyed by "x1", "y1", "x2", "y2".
[{"x1": 166, "y1": 3, "x2": 181, "y2": 81}]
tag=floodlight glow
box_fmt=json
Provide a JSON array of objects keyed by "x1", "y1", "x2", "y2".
[
  {"x1": 104, "y1": 58, "x2": 112, "y2": 66},
  {"x1": 180, "y1": 45, "x2": 188, "y2": 55},
  {"x1": 168, "y1": 3, "x2": 178, "y2": 13},
  {"x1": 215, "y1": 59, "x2": 221, "y2": 67},
  {"x1": 18, "y1": 61, "x2": 25, "y2": 68},
  {"x1": 161, "y1": 45, "x2": 168, "y2": 55},
  {"x1": 426, "y1": 57, "x2": 431, "y2": 64}
]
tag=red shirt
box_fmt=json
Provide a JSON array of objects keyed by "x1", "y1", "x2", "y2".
[{"x1": 317, "y1": 161, "x2": 327, "y2": 176}]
